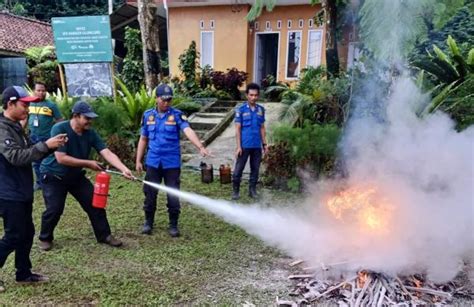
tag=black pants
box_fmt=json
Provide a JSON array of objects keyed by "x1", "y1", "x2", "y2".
[
  {"x1": 39, "y1": 173, "x2": 111, "y2": 243},
  {"x1": 232, "y1": 148, "x2": 262, "y2": 186},
  {"x1": 0, "y1": 199, "x2": 34, "y2": 280},
  {"x1": 143, "y1": 165, "x2": 181, "y2": 218}
]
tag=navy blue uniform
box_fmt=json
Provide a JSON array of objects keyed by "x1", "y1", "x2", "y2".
[
  {"x1": 232, "y1": 102, "x2": 265, "y2": 189},
  {"x1": 141, "y1": 107, "x2": 189, "y2": 220}
]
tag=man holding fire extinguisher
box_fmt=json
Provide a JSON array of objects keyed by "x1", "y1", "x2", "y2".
[{"x1": 38, "y1": 101, "x2": 133, "y2": 251}]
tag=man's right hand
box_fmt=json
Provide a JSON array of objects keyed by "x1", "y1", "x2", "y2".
[
  {"x1": 88, "y1": 160, "x2": 106, "y2": 171},
  {"x1": 235, "y1": 147, "x2": 242, "y2": 157},
  {"x1": 136, "y1": 161, "x2": 144, "y2": 173},
  {"x1": 45, "y1": 133, "x2": 68, "y2": 149}
]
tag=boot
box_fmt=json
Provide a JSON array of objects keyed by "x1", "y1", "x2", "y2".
[
  {"x1": 141, "y1": 211, "x2": 154, "y2": 235},
  {"x1": 249, "y1": 184, "x2": 258, "y2": 199},
  {"x1": 231, "y1": 182, "x2": 240, "y2": 200},
  {"x1": 168, "y1": 213, "x2": 180, "y2": 238}
]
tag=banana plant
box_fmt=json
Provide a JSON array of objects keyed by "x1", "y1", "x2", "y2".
[{"x1": 115, "y1": 77, "x2": 156, "y2": 131}]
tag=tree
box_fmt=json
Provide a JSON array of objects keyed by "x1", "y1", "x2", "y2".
[{"x1": 137, "y1": 0, "x2": 161, "y2": 91}]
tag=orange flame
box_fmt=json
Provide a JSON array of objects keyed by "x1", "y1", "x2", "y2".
[{"x1": 325, "y1": 185, "x2": 394, "y2": 233}]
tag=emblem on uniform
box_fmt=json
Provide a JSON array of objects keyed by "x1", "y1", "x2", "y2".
[
  {"x1": 168, "y1": 115, "x2": 175, "y2": 122},
  {"x1": 148, "y1": 115, "x2": 155, "y2": 122}
]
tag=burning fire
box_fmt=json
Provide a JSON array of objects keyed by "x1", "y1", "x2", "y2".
[{"x1": 325, "y1": 185, "x2": 394, "y2": 233}]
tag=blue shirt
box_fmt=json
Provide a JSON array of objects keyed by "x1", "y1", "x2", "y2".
[
  {"x1": 234, "y1": 102, "x2": 265, "y2": 149},
  {"x1": 40, "y1": 121, "x2": 106, "y2": 177},
  {"x1": 141, "y1": 107, "x2": 190, "y2": 169}
]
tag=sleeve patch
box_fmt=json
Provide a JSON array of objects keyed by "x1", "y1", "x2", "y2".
[{"x1": 4, "y1": 139, "x2": 13, "y2": 146}]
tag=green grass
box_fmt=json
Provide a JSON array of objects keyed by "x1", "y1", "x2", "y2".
[{"x1": 0, "y1": 171, "x2": 296, "y2": 305}]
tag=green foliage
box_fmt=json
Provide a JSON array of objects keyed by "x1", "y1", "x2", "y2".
[
  {"x1": 278, "y1": 67, "x2": 351, "y2": 126},
  {"x1": 410, "y1": 6, "x2": 474, "y2": 64},
  {"x1": 120, "y1": 27, "x2": 144, "y2": 94},
  {"x1": 25, "y1": 45, "x2": 58, "y2": 91},
  {"x1": 115, "y1": 77, "x2": 156, "y2": 133},
  {"x1": 178, "y1": 41, "x2": 199, "y2": 95},
  {"x1": 46, "y1": 88, "x2": 78, "y2": 118},
  {"x1": 264, "y1": 123, "x2": 341, "y2": 188},
  {"x1": 104, "y1": 133, "x2": 136, "y2": 168},
  {"x1": 89, "y1": 97, "x2": 130, "y2": 138},
  {"x1": 412, "y1": 35, "x2": 473, "y2": 127},
  {"x1": 246, "y1": 0, "x2": 277, "y2": 21},
  {"x1": 173, "y1": 100, "x2": 202, "y2": 116}
]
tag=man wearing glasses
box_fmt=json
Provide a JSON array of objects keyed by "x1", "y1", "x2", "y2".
[
  {"x1": 38, "y1": 101, "x2": 133, "y2": 251},
  {"x1": 136, "y1": 84, "x2": 210, "y2": 237}
]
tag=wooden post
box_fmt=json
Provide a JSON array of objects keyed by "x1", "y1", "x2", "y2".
[{"x1": 57, "y1": 63, "x2": 67, "y2": 96}]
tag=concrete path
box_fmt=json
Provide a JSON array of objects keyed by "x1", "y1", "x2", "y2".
[{"x1": 184, "y1": 102, "x2": 283, "y2": 174}]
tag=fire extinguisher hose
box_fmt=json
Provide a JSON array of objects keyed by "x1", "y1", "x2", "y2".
[{"x1": 105, "y1": 169, "x2": 143, "y2": 182}]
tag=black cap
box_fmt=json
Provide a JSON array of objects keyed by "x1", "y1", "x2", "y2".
[
  {"x1": 71, "y1": 101, "x2": 98, "y2": 118},
  {"x1": 2, "y1": 86, "x2": 40, "y2": 105}
]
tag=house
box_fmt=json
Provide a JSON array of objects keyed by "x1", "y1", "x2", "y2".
[
  {"x1": 0, "y1": 11, "x2": 53, "y2": 90},
  {"x1": 167, "y1": 0, "x2": 358, "y2": 84}
]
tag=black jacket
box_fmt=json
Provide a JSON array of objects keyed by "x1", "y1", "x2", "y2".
[{"x1": 0, "y1": 113, "x2": 50, "y2": 202}]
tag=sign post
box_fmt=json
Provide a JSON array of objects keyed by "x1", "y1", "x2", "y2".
[{"x1": 52, "y1": 15, "x2": 113, "y2": 63}]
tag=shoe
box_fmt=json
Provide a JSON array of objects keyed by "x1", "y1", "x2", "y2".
[
  {"x1": 141, "y1": 223, "x2": 152, "y2": 235},
  {"x1": 168, "y1": 226, "x2": 180, "y2": 238},
  {"x1": 38, "y1": 240, "x2": 53, "y2": 251},
  {"x1": 16, "y1": 273, "x2": 49, "y2": 284},
  {"x1": 101, "y1": 235, "x2": 123, "y2": 247},
  {"x1": 249, "y1": 185, "x2": 258, "y2": 198},
  {"x1": 231, "y1": 183, "x2": 240, "y2": 200},
  {"x1": 33, "y1": 183, "x2": 42, "y2": 191}
]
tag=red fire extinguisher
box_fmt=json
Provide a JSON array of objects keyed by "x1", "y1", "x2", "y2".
[{"x1": 92, "y1": 171, "x2": 111, "y2": 209}]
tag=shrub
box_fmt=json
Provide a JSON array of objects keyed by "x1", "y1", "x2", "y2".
[
  {"x1": 105, "y1": 134, "x2": 136, "y2": 168},
  {"x1": 178, "y1": 41, "x2": 199, "y2": 95},
  {"x1": 174, "y1": 100, "x2": 202, "y2": 116},
  {"x1": 90, "y1": 97, "x2": 130, "y2": 138},
  {"x1": 120, "y1": 27, "x2": 144, "y2": 94},
  {"x1": 210, "y1": 68, "x2": 248, "y2": 100}
]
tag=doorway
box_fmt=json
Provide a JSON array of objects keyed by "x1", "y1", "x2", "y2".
[{"x1": 254, "y1": 32, "x2": 279, "y2": 85}]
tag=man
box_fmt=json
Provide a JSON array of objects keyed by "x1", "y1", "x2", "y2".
[
  {"x1": 0, "y1": 86, "x2": 67, "y2": 289},
  {"x1": 231, "y1": 83, "x2": 268, "y2": 200},
  {"x1": 27, "y1": 82, "x2": 63, "y2": 190},
  {"x1": 38, "y1": 101, "x2": 133, "y2": 251},
  {"x1": 136, "y1": 84, "x2": 210, "y2": 237}
]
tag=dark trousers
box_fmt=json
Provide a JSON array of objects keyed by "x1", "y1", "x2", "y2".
[
  {"x1": 30, "y1": 135, "x2": 48, "y2": 186},
  {"x1": 0, "y1": 199, "x2": 34, "y2": 280},
  {"x1": 39, "y1": 173, "x2": 111, "y2": 243},
  {"x1": 232, "y1": 148, "x2": 262, "y2": 186},
  {"x1": 143, "y1": 165, "x2": 181, "y2": 218}
]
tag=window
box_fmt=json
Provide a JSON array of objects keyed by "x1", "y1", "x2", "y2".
[
  {"x1": 287, "y1": 19, "x2": 292, "y2": 29},
  {"x1": 286, "y1": 31, "x2": 301, "y2": 79},
  {"x1": 199, "y1": 20, "x2": 204, "y2": 29},
  {"x1": 265, "y1": 21, "x2": 271, "y2": 30},
  {"x1": 308, "y1": 19, "x2": 314, "y2": 28},
  {"x1": 200, "y1": 31, "x2": 214, "y2": 68},
  {"x1": 307, "y1": 30, "x2": 323, "y2": 68},
  {"x1": 255, "y1": 21, "x2": 259, "y2": 30},
  {"x1": 277, "y1": 20, "x2": 282, "y2": 29},
  {"x1": 298, "y1": 19, "x2": 304, "y2": 28},
  {"x1": 210, "y1": 20, "x2": 215, "y2": 29}
]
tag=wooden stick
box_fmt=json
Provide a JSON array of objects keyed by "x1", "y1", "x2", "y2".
[
  {"x1": 289, "y1": 259, "x2": 304, "y2": 267},
  {"x1": 404, "y1": 286, "x2": 452, "y2": 298},
  {"x1": 288, "y1": 274, "x2": 314, "y2": 280},
  {"x1": 376, "y1": 286, "x2": 387, "y2": 307},
  {"x1": 354, "y1": 276, "x2": 372, "y2": 307},
  {"x1": 311, "y1": 275, "x2": 358, "y2": 302},
  {"x1": 396, "y1": 277, "x2": 416, "y2": 301}
]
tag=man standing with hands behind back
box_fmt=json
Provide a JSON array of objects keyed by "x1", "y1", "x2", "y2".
[
  {"x1": 0, "y1": 86, "x2": 66, "y2": 290},
  {"x1": 232, "y1": 83, "x2": 268, "y2": 200}
]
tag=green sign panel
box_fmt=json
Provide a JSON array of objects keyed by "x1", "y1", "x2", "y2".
[{"x1": 52, "y1": 15, "x2": 113, "y2": 63}]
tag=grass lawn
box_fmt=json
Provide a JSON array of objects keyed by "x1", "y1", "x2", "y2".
[{"x1": 0, "y1": 170, "x2": 296, "y2": 305}]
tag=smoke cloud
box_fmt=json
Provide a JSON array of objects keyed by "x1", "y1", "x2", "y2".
[{"x1": 148, "y1": 0, "x2": 473, "y2": 283}]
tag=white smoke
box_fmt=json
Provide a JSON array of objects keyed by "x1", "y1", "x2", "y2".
[{"x1": 142, "y1": 0, "x2": 473, "y2": 283}]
